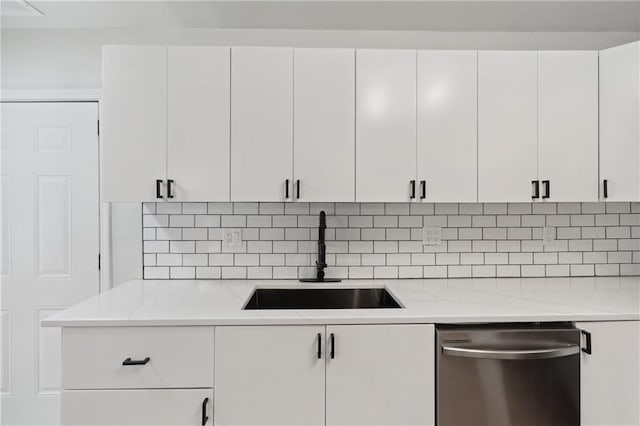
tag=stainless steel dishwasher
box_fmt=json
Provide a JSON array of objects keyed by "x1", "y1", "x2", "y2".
[{"x1": 437, "y1": 323, "x2": 580, "y2": 426}]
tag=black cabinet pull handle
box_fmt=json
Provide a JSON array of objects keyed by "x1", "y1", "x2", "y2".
[
  {"x1": 122, "y1": 357, "x2": 150, "y2": 366},
  {"x1": 542, "y1": 180, "x2": 550, "y2": 199},
  {"x1": 156, "y1": 179, "x2": 163, "y2": 199},
  {"x1": 330, "y1": 333, "x2": 335, "y2": 359},
  {"x1": 201, "y1": 397, "x2": 209, "y2": 425},
  {"x1": 420, "y1": 180, "x2": 426, "y2": 200},
  {"x1": 296, "y1": 179, "x2": 301, "y2": 200},
  {"x1": 603, "y1": 179, "x2": 608, "y2": 199},
  {"x1": 285, "y1": 179, "x2": 290, "y2": 199},
  {"x1": 167, "y1": 179, "x2": 174, "y2": 199},
  {"x1": 531, "y1": 180, "x2": 540, "y2": 199},
  {"x1": 410, "y1": 180, "x2": 416, "y2": 199},
  {"x1": 581, "y1": 330, "x2": 592, "y2": 355},
  {"x1": 317, "y1": 333, "x2": 322, "y2": 359}
]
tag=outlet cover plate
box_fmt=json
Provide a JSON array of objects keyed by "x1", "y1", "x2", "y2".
[
  {"x1": 423, "y1": 226, "x2": 442, "y2": 246},
  {"x1": 223, "y1": 228, "x2": 242, "y2": 250}
]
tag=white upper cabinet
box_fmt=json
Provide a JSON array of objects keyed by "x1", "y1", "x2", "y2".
[
  {"x1": 538, "y1": 51, "x2": 599, "y2": 202},
  {"x1": 600, "y1": 42, "x2": 640, "y2": 201},
  {"x1": 167, "y1": 47, "x2": 231, "y2": 201},
  {"x1": 417, "y1": 51, "x2": 477, "y2": 202},
  {"x1": 577, "y1": 321, "x2": 640, "y2": 426},
  {"x1": 102, "y1": 46, "x2": 167, "y2": 202},
  {"x1": 356, "y1": 49, "x2": 417, "y2": 202},
  {"x1": 294, "y1": 48, "x2": 355, "y2": 202},
  {"x1": 231, "y1": 47, "x2": 294, "y2": 202},
  {"x1": 478, "y1": 51, "x2": 538, "y2": 202}
]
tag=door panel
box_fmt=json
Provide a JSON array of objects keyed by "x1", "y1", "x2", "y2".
[
  {"x1": 101, "y1": 45, "x2": 167, "y2": 201},
  {"x1": 417, "y1": 50, "x2": 477, "y2": 202},
  {"x1": 478, "y1": 51, "x2": 538, "y2": 202},
  {"x1": 326, "y1": 324, "x2": 435, "y2": 426},
  {"x1": 0, "y1": 102, "x2": 100, "y2": 425},
  {"x1": 62, "y1": 389, "x2": 213, "y2": 426},
  {"x1": 294, "y1": 48, "x2": 355, "y2": 202},
  {"x1": 356, "y1": 49, "x2": 417, "y2": 202},
  {"x1": 600, "y1": 42, "x2": 640, "y2": 201},
  {"x1": 231, "y1": 47, "x2": 294, "y2": 202},
  {"x1": 214, "y1": 326, "x2": 325, "y2": 426},
  {"x1": 538, "y1": 51, "x2": 598, "y2": 202},
  {"x1": 168, "y1": 46, "x2": 231, "y2": 201},
  {"x1": 577, "y1": 321, "x2": 640, "y2": 426}
]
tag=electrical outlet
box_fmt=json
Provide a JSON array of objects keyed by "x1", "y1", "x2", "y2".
[
  {"x1": 542, "y1": 226, "x2": 556, "y2": 246},
  {"x1": 423, "y1": 226, "x2": 442, "y2": 246},
  {"x1": 223, "y1": 228, "x2": 242, "y2": 250}
]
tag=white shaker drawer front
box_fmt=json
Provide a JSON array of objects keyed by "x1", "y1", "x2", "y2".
[
  {"x1": 62, "y1": 326, "x2": 214, "y2": 390},
  {"x1": 62, "y1": 389, "x2": 214, "y2": 426}
]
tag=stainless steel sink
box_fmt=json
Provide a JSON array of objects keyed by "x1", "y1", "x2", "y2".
[{"x1": 242, "y1": 287, "x2": 403, "y2": 310}]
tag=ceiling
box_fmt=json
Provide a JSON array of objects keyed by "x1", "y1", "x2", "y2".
[{"x1": 2, "y1": 0, "x2": 640, "y2": 32}]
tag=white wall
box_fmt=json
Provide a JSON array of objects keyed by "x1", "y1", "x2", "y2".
[{"x1": 2, "y1": 28, "x2": 639, "y2": 89}]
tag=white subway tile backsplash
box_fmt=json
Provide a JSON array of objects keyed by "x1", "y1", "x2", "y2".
[
  {"x1": 483, "y1": 203, "x2": 507, "y2": 215},
  {"x1": 142, "y1": 202, "x2": 638, "y2": 279},
  {"x1": 170, "y1": 215, "x2": 195, "y2": 227},
  {"x1": 472, "y1": 265, "x2": 496, "y2": 277},
  {"x1": 448, "y1": 265, "x2": 471, "y2": 278},
  {"x1": 285, "y1": 203, "x2": 309, "y2": 215}
]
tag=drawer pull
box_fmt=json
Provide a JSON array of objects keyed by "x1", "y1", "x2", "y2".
[
  {"x1": 122, "y1": 357, "x2": 150, "y2": 366},
  {"x1": 202, "y1": 397, "x2": 209, "y2": 425}
]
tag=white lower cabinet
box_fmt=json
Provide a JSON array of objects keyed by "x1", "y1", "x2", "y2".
[
  {"x1": 214, "y1": 324, "x2": 435, "y2": 426},
  {"x1": 577, "y1": 321, "x2": 640, "y2": 426},
  {"x1": 62, "y1": 389, "x2": 214, "y2": 426},
  {"x1": 214, "y1": 325, "x2": 326, "y2": 426},
  {"x1": 325, "y1": 324, "x2": 435, "y2": 426}
]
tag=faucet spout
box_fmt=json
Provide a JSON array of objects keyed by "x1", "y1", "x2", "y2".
[{"x1": 299, "y1": 211, "x2": 341, "y2": 283}]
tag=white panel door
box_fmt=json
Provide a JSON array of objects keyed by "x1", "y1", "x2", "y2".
[
  {"x1": 168, "y1": 46, "x2": 231, "y2": 201},
  {"x1": 326, "y1": 324, "x2": 435, "y2": 426},
  {"x1": 61, "y1": 389, "x2": 214, "y2": 426},
  {"x1": 538, "y1": 51, "x2": 599, "y2": 202},
  {"x1": 577, "y1": 321, "x2": 640, "y2": 426},
  {"x1": 231, "y1": 47, "x2": 294, "y2": 202},
  {"x1": 478, "y1": 51, "x2": 538, "y2": 202},
  {"x1": 1, "y1": 102, "x2": 100, "y2": 425},
  {"x1": 101, "y1": 45, "x2": 168, "y2": 202},
  {"x1": 417, "y1": 50, "x2": 477, "y2": 202},
  {"x1": 600, "y1": 42, "x2": 640, "y2": 201},
  {"x1": 214, "y1": 326, "x2": 325, "y2": 426},
  {"x1": 294, "y1": 48, "x2": 355, "y2": 202},
  {"x1": 356, "y1": 49, "x2": 417, "y2": 202}
]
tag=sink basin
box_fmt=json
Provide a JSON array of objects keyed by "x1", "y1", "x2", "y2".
[{"x1": 243, "y1": 287, "x2": 403, "y2": 310}]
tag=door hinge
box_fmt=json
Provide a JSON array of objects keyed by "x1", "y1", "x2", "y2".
[
  {"x1": 98, "y1": 254, "x2": 101, "y2": 270},
  {"x1": 97, "y1": 119, "x2": 100, "y2": 136}
]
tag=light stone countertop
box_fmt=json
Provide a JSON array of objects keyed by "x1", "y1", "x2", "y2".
[{"x1": 43, "y1": 277, "x2": 640, "y2": 327}]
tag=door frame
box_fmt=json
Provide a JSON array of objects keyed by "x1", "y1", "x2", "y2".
[{"x1": 1, "y1": 89, "x2": 110, "y2": 292}]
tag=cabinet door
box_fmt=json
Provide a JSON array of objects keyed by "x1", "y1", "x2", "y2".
[
  {"x1": 577, "y1": 321, "x2": 640, "y2": 426},
  {"x1": 62, "y1": 389, "x2": 213, "y2": 426},
  {"x1": 168, "y1": 46, "x2": 230, "y2": 201},
  {"x1": 214, "y1": 326, "x2": 325, "y2": 426},
  {"x1": 478, "y1": 51, "x2": 538, "y2": 202},
  {"x1": 294, "y1": 48, "x2": 355, "y2": 202},
  {"x1": 356, "y1": 50, "x2": 417, "y2": 202},
  {"x1": 417, "y1": 50, "x2": 477, "y2": 202},
  {"x1": 231, "y1": 47, "x2": 293, "y2": 202},
  {"x1": 600, "y1": 42, "x2": 640, "y2": 201},
  {"x1": 101, "y1": 46, "x2": 167, "y2": 202},
  {"x1": 538, "y1": 51, "x2": 598, "y2": 202},
  {"x1": 326, "y1": 324, "x2": 435, "y2": 426}
]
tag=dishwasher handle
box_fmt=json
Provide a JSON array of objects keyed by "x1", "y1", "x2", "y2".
[{"x1": 442, "y1": 343, "x2": 580, "y2": 360}]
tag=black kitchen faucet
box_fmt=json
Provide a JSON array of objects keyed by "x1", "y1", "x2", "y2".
[{"x1": 300, "y1": 211, "x2": 341, "y2": 282}]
